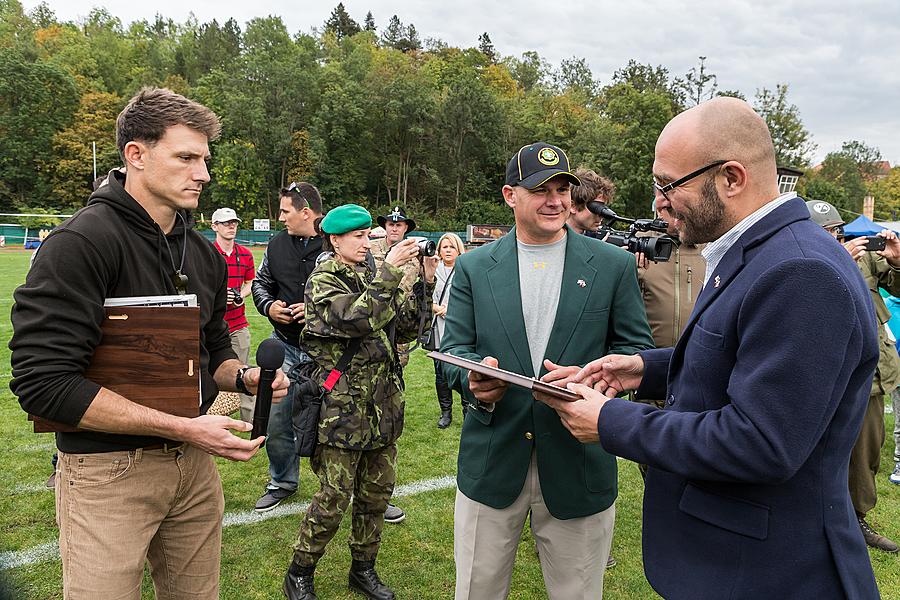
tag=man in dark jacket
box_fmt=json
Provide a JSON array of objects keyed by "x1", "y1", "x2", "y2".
[
  {"x1": 9, "y1": 88, "x2": 288, "y2": 598},
  {"x1": 251, "y1": 182, "x2": 324, "y2": 511},
  {"x1": 545, "y1": 98, "x2": 881, "y2": 599}
]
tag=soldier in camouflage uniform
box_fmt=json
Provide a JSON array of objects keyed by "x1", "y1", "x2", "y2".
[
  {"x1": 283, "y1": 204, "x2": 437, "y2": 600},
  {"x1": 807, "y1": 200, "x2": 900, "y2": 554},
  {"x1": 368, "y1": 206, "x2": 425, "y2": 526}
]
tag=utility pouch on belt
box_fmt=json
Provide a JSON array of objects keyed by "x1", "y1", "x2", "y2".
[{"x1": 291, "y1": 335, "x2": 362, "y2": 457}]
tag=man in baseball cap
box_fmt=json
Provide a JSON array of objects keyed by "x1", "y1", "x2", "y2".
[
  {"x1": 505, "y1": 142, "x2": 581, "y2": 189},
  {"x1": 210, "y1": 207, "x2": 256, "y2": 423},
  {"x1": 807, "y1": 199, "x2": 900, "y2": 554}
]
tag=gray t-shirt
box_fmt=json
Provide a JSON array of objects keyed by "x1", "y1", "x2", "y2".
[{"x1": 517, "y1": 233, "x2": 567, "y2": 377}]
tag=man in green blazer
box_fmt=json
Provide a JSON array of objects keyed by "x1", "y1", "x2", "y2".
[{"x1": 441, "y1": 142, "x2": 654, "y2": 599}]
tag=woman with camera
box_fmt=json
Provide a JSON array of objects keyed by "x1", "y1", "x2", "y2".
[
  {"x1": 432, "y1": 232, "x2": 466, "y2": 429},
  {"x1": 283, "y1": 204, "x2": 436, "y2": 600}
]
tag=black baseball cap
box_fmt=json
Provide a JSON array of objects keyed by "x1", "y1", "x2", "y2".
[{"x1": 505, "y1": 142, "x2": 581, "y2": 189}]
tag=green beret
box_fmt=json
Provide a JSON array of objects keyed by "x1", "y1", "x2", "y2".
[{"x1": 320, "y1": 204, "x2": 372, "y2": 235}]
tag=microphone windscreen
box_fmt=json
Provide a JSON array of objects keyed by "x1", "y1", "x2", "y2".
[{"x1": 256, "y1": 338, "x2": 285, "y2": 370}]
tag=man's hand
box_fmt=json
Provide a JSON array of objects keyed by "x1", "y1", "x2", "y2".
[
  {"x1": 535, "y1": 383, "x2": 608, "y2": 443},
  {"x1": 268, "y1": 299, "x2": 293, "y2": 324},
  {"x1": 842, "y1": 237, "x2": 868, "y2": 262},
  {"x1": 433, "y1": 304, "x2": 447, "y2": 317},
  {"x1": 468, "y1": 356, "x2": 508, "y2": 404},
  {"x1": 635, "y1": 251, "x2": 650, "y2": 270},
  {"x1": 877, "y1": 229, "x2": 900, "y2": 266},
  {"x1": 178, "y1": 415, "x2": 264, "y2": 461},
  {"x1": 288, "y1": 302, "x2": 305, "y2": 324},
  {"x1": 243, "y1": 367, "x2": 290, "y2": 401},
  {"x1": 540, "y1": 359, "x2": 581, "y2": 388},
  {"x1": 573, "y1": 353, "x2": 644, "y2": 396}
]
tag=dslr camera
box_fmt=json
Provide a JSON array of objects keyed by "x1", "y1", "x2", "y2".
[
  {"x1": 586, "y1": 203, "x2": 674, "y2": 262},
  {"x1": 410, "y1": 237, "x2": 436, "y2": 257},
  {"x1": 227, "y1": 287, "x2": 244, "y2": 306}
]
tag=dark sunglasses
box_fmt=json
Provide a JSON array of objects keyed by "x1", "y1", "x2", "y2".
[{"x1": 653, "y1": 160, "x2": 728, "y2": 201}]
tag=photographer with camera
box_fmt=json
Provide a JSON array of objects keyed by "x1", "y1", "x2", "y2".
[
  {"x1": 635, "y1": 199, "x2": 705, "y2": 350},
  {"x1": 807, "y1": 199, "x2": 900, "y2": 553},
  {"x1": 369, "y1": 205, "x2": 432, "y2": 524},
  {"x1": 212, "y1": 207, "x2": 256, "y2": 422},
  {"x1": 567, "y1": 168, "x2": 615, "y2": 235},
  {"x1": 282, "y1": 204, "x2": 436, "y2": 600}
]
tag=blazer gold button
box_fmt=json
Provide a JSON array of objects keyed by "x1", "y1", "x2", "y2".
[{"x1": 525, "y1": 432, "x2": 534, "y2": 440}]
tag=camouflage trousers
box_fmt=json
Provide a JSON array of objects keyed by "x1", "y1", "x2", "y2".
[{"x1": 292, "y1": 442, "x2": 397, "y2": 566}]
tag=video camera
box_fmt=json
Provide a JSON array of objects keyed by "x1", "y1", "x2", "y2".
[{"x1": 586, "y1": 202, "x2": 675, "y2": 262}]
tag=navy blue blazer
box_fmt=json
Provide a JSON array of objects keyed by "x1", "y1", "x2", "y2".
[{"x1": 598, "y1": 198, "x2": 880, "y2": 599}]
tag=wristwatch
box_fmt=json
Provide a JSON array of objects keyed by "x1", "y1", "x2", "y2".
[{"x1": 235, "y1": 366, "x2": 252, "y2": 395}]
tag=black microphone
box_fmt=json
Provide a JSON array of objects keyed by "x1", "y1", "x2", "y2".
[{"x1": 250, "y1": 338, "x2": 285, "y2": 444}]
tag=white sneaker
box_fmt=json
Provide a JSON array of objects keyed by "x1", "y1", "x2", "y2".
[{"x1": 890, "y1": 463, "x2": 900, "y2": 485}]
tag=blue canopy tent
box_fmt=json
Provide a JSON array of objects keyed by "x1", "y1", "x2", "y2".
[{"x1": 843, "y1": 215, "x2": 882, "y2": 237}]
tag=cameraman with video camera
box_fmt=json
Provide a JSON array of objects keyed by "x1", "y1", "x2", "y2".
[{"x1": 212, "y1": 207, "x2": 256, "y2": 422}]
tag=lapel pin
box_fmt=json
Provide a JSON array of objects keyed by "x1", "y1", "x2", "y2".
[
  {"x1": 577, "y1": 279, "x2": 586, "y2": 288},
  {"x1": 714, "y1": 275, "x2": 721, "y2": 288}
]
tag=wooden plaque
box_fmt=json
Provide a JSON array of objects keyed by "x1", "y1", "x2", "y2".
[{"x1": 30, "y1": 306, "x2": 201, "y2": 433}]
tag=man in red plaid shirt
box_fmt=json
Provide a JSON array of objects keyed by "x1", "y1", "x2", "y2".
[{"x1": 212, "y1": 207, "x2": 256, "y2": 422}]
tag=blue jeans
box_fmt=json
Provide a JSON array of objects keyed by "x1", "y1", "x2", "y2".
[{"x1": 265, "y1": 333, "x2": 311, "y2": 492}]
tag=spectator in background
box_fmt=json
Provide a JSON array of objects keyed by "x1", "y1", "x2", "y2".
[
  {"x1": 807, "y1": 200, "x2": 900, "y2": 553},
  {"x1": 433, "y1": 232, "x2": 465, "y2": 429},
  {"x1": 211, "y1": 207, "x2": 256, "y2": 422},
  {"x1": 567, "y1": 167, "x2": 615, "y2": 235},
  {"x1": 251, "y1": 182, "x2": 324, "y2": 512}
]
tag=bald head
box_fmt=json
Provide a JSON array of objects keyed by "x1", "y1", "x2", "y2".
[{"x1": 658, "y1": 97, "x2": 778, "y2": 193}]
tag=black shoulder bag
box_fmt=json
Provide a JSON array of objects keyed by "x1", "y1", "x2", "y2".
[{"x1": 291, "y1": 271, "x2": 364, "y2": 457}]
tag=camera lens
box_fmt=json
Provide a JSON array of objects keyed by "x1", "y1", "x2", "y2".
[{"x1": 417, "y1": 239, "x2": 436, "y2": 257}]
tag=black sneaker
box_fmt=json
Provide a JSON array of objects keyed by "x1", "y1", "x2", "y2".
[
  {"x1": 349, "y1": 560, "x2": 395, "y2": 600},
  {"x1": 606, "y1": 555, "x2": 617, "y2": 569},
  {"x1": 255, "y1": 487, "x2": 295, "y2": 513},
  {"x1": 383, "y1": 503, "x2": 405, "y2": 524}
]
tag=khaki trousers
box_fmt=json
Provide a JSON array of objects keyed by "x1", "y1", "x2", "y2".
[
  {"x1": 454, "y1": 452, "x2": 614, "y2": 600},
  {"x1": 229, "y1": 326, "x2": 255, "y2": 423},
  {"x1": 57, "y1": 444, "x2": 224, "y2": 600},
  {"x1": 849, "y1": 392, "x2": 886, "y2": 516}
]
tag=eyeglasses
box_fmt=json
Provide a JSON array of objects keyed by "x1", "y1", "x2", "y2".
[
  {"x1": 214, "y1": 220, "x2": 239, "y2": 227},
  {"x1": 653, "y1": 160, "x2": 728, "y2": 201},
  {"x1": 281, "y1": 182, "x2": 309, "y2": 209}
]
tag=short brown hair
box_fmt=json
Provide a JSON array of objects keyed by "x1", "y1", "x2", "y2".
[
  {"x1": 571, "y1": 168, "x2": 615, "y2": 210},
  {"x1": 116, "y1": 87, "x2": 221, "y2": 158}
]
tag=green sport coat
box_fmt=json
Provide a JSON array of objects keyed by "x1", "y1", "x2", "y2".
[{"x1": 441, "y1": 225, "x2": 654, "y2": 519}]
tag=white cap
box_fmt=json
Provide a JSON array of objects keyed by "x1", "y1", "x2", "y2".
[{"x1": 211, "y1": 207, "x2": 240, "y2": 223}]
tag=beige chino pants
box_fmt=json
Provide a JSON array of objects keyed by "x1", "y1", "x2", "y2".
[{"x1": 57, "y1": 444, "x2": 224, "y2": 599}]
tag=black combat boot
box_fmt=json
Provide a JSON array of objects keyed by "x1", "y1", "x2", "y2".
[
  {"x1": 349, "y1": 559, "x2": 395, "y2": 599},
  {"x1": 436, "y1": 380, "x2": 453, "y2": 429},
  {"x1": 283, "y1": 561, "x2": 317, "y2": 600}
]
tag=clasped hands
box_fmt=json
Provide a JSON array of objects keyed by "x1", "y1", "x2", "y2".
[{"x1": 467, "y1": 354, "x2": 645, "y2": 443}]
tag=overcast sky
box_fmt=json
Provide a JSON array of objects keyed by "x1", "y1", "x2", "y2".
[{"x1": 23, "y1": 0, "x2": 900, "y2": 165}]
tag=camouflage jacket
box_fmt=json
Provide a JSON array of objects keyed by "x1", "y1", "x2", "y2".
[
  {"x1": 370, "y1": 237, "x2": 423, "y2": 367},
  {"x1": 858, "y1": 251, "x2": 900, "y2": 394},
  {"x1": 302, "y1": 257, "x2": 434, "y2": 449}
]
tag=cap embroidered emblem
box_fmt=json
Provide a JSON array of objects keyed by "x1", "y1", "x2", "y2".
[
  {"x1": 577, "y1": 279, "x2": 586, "y2": 287},
  {"x1": 537, "y1": 147, "x2": 559, "y2": 166},
  {"x1": 714, "y1": 275, "x2": 721, "y2": 288}
]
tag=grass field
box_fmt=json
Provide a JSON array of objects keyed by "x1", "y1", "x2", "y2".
[{"x1": 0, "y1": 246, "x2": 898, "y2": 598}]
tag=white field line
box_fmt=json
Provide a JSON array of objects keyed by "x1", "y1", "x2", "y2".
[{"x1": 0, "y1": 475, "x2": 456, "y2": 571}]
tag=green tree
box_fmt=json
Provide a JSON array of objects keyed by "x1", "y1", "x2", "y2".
[
  {"x1": 324, "y1": 3, "x2": 361, "y2": 40},
  {"x1": 753, "y1": 84, "x2": 815, "y2": 168},
  {"x1": 45, "y1": 90, "x2": 122, "y2": 210},
  {"x1": 504, "y1": 51, "x2": 549, "y2": 92},
  {"x1": 207, "y1": 139, "x2": 267, "y2": 216},
  {"x1": 477, "y1": 32, "x2": 496, "y2": 62},
  {"x1": 678, "y1": 56, "x2": 717, "y2": 106},
  {"x1": 364, "y1": 11, "x2": 376, "y2": 32},
  {"x1": 0, "y1": 48, "x2": 78, "y2": 210},
  {"x1": 610, "y1": 60, "x2": 685, "y2": 113}
]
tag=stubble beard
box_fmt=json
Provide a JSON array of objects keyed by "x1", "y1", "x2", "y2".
[{"x1": 678, "y1": 176, "x2": 726, "y2": 245}]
